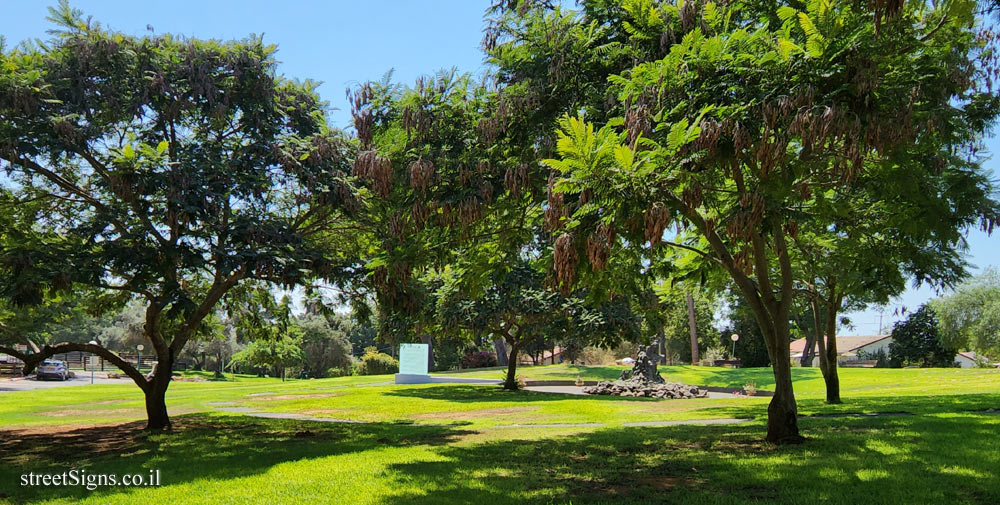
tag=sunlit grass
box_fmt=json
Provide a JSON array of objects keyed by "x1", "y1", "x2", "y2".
[{"x1": 2, "y1": 366, "x2": 998, "y2": 504}]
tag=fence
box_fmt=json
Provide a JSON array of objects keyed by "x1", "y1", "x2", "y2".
[{"x1": 0, "y1": 350, "x2": 189, "y2": 375}]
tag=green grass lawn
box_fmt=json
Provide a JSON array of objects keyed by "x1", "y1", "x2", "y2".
[{"x1": 1, "y1": 365, "x2": 998, "y2": 504}]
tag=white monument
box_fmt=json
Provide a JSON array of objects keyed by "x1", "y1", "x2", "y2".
[{"x1": 394, "y1": 342, "x2": 502, "y2": 385}]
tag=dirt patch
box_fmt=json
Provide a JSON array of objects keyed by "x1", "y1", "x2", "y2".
[
  {"x1": 411, "y1": 406, "x2": 539, "y2": 420},
  {"x1": 39, "y1": 408, "x2": 141, "y2": 417},
  {"x1": 641, "y1": 476, "x2": 706, "y2": 490},
  {"x1": 301, "y1": 408, "x2": 356, "y2": 416},
  {"x1": 249, "y1": 393, "x2": 338, "y2": 401},
  {"x1": 38, "y1": 408, "x2": 197, "y2": 418}
]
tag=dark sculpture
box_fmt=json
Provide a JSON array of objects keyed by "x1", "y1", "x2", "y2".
[
  {"x1": 587, "y1": 345, "x2": 705, "y2": 398},
  {"x1": 618, "y1": 345, "x2": 665, "y2": 383}
]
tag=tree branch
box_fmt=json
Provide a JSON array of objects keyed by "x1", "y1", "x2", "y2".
[{"x1": 0, "y1": 342, "x2": 148, "y2": 391}]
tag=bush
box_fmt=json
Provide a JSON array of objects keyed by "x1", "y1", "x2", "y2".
[
  {"x1": 612, "y1": 342, "x2": 639, "y2": 360},
  {"x1": 576, "y1": 346, "x2": 616, "y2": 365},
  {"x1": 296, "y1": 315, "x2": 353, "y2": 378},
  {"x1": 699, "y1": 346, "x2": 726, "y2": 366},
  {"x1": 889, "y1": 305, "x2": 956, "y2": 368},
  {"x1": 327, "y1": 357, "x2": 358, "y2": 377},
  {"x1": 856, "y1": 349, "x2": 890, "y2": 368},
  {"x1": 461, "y1": 348, "x2": 498, "y2": 369},
  {"x1": 356, "y1": 346, "x2": 399, "y2": 375}
]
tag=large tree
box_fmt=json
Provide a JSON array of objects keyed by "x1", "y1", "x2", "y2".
[
  {"x1": 438, "y1": 261, "x2": 638, "y2": 389},
  {"x1": 0, "y1": 5, "x2": 355, "y2": 429},
  {"x1": 932, "y1": 268, "x2": 1000, "y2": 358},
  {"x1": 542, "y1": 0, "x2": 998, "y2": 442},
  {"x1": 888, "y1": 305, "x2": 957, "y2": 367}
]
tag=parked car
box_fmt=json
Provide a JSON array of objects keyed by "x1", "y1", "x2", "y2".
[{"x1": 36, "y1": 360, "x2": 70, "y2": 381}]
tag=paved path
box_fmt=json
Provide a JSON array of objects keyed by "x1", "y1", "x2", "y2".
[{"x1": 0, "y1": 374, "x2": 129, "y2": 392}]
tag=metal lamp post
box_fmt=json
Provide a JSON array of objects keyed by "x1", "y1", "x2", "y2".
[
  {"x1": 88, "y1": 340, "x2": 99, "y2": 384},
  {"x1": 136, "y1": 344, "x2": 144, "y2": 374},
  {"x1": 730, "y1": 333, "x2": 740, "y2": 359}
]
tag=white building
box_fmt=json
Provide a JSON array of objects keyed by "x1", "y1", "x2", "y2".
[{"x1": 789, "y1": 335, "x2": 893, "y2": 367}]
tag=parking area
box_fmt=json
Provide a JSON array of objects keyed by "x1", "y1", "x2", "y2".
[{"x1": 0, "y1": 373, "x2": 130, "y2": 392}]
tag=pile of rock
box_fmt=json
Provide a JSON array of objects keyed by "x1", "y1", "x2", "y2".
[
  {"x1": 582, "y1": 344, "x2": 706, "y2": 399},
  {"x1": 583, "y1": 380, "x2": 707, "y2": 399}
]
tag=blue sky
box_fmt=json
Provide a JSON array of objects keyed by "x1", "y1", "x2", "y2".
[{"x1": 3, "y1": 0, "x2": 997, "y2": 335}]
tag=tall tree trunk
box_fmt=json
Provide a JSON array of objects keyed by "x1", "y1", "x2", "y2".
[
  {"x1": 656, "y1": 324, "x2": 666, "y2": 365},
  {"x1": 798, "y1": 314, "x2": 816, "y2": 367},
  {"x1": 750, "y1": 306, "x2": 802, "y2": 444},
  {"x1": 821, "y1": 292, "x2": 842, "y2": 404},
  {"x1": 494, "y1": 338, "x2": 508, "y2": 366},
  {"x1": 686, "y1": 291, "x2": 699, "y2": 365},
  {"x1": 503, "y1": 341, "x2": 522, "y2": 390},
  {"x1": 812, "y1": 292, "x2": 842, "y2": 404},
  {"x1": 766, "y1": 345, "x2": 799, "y2": 443},
  {"x1": 144, "y1": 354, "x2": 173, "y2": 430}
]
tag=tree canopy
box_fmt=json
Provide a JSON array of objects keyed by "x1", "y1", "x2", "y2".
[{"x1": 0, "y1": 3, "x2": 357, "y2": 429}]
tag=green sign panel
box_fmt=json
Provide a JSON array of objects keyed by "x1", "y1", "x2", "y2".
[{"x1": 399, "y1": 343, "x2": 429, "y2": 375}]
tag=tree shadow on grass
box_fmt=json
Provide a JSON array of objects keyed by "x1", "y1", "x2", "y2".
[
  {"x1": 377, "y1": 414, "x2": 1000, "y2": 505},
  {"x1": 0, "y1": 414, "x2": 473, "y2": 505}
]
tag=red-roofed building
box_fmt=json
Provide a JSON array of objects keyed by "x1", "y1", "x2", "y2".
[{"x1": 789, "y1": 335, "x2": 893, "y2": 367}]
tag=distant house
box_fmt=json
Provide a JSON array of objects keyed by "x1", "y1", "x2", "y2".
[
  {"x1": 954, "y1": 351, "x2": 994, "y2": 368},
  {"x1": 789, "y1": 335, "x2": 893, "y2": 367}
]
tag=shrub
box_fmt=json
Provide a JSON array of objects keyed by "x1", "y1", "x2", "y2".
[
  {"x1": 327, "y1": 357, "x2": 358, "y2": 377},
  {"x1": 613, "y1": 342, "x2": 639, "y2": 360},
  {"x1": 857, "y1": 349, "x2": 890, "y2": 368},
  {"x1": 699, "y1": 346, "x2": 726, "y2": 366},
  {"x1": 461, "y1": 348, "x2": 498, "y2": 369},
  {"x1": 576, "y1": 346, "x2": 616, "y2": 365},
  {"x1": 356, "y1": 346, "x2": 399, "y2": 375}
]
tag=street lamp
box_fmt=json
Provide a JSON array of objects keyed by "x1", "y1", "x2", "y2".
[
  {"x1": 88, "y1": 340, "x2": 99, "y2": 384},
  {"x1": 136, "y1": 344, "x2": 144, "y2": 374},
  {"x1": 730, "y1": 333, "x2": 740, "y2": 359}
]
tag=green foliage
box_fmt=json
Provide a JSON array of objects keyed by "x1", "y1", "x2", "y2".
[
  {"x1": 347, "y1": 321, "x2": 379, "y2": 357},
  {"x1": 356, "y1": 346, "x2": 399, "y2": 375},
  {"x1": 0, "y1": 8, "x2": 356, "y2": 371},
  {"x1": 889, "y1": 305, "x2": 957, "y2": 368},
  {"x1": 296, "y1": 315, "x2": 354, "y2": 378},
  {"x1": 646, "y1": 283, "x2": 722, "y2": 363},
  {"x1": 232, "y1": 334, "x2": 303, "y2": 373},
  {"x1": 931, "y1": 268, "x2": 1000, "y2": 357},
  {"x1": 719, "y1": 291, "x2": 772, "y2": 368}
]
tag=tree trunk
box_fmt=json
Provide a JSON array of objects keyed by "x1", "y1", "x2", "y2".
[
  {"x1": 820, "y1": 294, "x2": 842, "y2": 404},
  {"x1": 686, "y1": 291, "x2": 699, "y2": 365},
  {"x1": 656, "y1": 325, "x2": 666, "y2": 365},
  {"x1": 144, "y1": 355, "x2": 173, "y2": 430},
  {"x1": 742, "y1": 290, "x2": 803, "y2": 444},
  {"x1": 799, "y1": 319, "x2": 816, "y2": 367},
  {"x1": 766, "y1": 352, "x2": 800, "y2": 443},
  {"x1": 503, "y1": 341, "x2": 521, "y2": 390},
  {"x1": 493, "y1": 338, "x2": 508, "y2": 366}
]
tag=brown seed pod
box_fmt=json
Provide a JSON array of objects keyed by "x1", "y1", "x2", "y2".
[
  {"x1": 644, "y1": 202, "x2": 670, "y2": 247},
  {"x1": 587, "y1": 223, "x2": 611, "y2": 271},
  {"x1": 504, "y1": 163, "x2": 530, "y2": 196},
  {"x1": 553, "y1": 233, "x2": 578, "y2": 295},
  {"x1": 408, "y1": 158, "x2": 435, "y2": 192}
]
